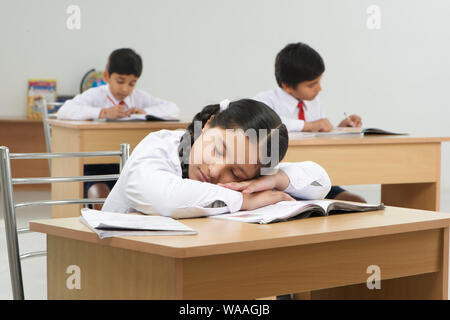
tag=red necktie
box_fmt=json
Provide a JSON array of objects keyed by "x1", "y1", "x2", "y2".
[
  {"x1": 119, "y1": 101, "x2": 125, "y2": 106},
  {"x1": 298, "y1": 101, "x2": 305, "y2": 120}
]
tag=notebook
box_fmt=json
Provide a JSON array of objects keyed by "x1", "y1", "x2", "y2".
[
  {"x1": 103, "y1": 114, "x2": 147, "y2": 122},
  {"x1": 80, "y1": 208, "x2": 197, "y2": 239},
  {"x1": 315, "y1": 127, "x2": 407, "y2": 136},
  {"x1": 210, "y1": 200, "x2": 385, "y2": 224},
  {"x1": 288, "y1": 132, "x2": 317, "y2": 139},
  {"x1": 102, "y1": 114, "x2": 179, "y2": 122}
]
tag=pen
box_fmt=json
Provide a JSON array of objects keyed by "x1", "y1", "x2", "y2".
[{"x1": 343, "y1": 112, "x2": 355, "y2": 127}]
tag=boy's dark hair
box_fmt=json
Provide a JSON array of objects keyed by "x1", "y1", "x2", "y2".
[
  {"x1": 178, "y1": 99, "x2": 289, "y2": 179},
  {"x1": 275, "y1": 42, "x2": 325, "y2": 88},
  {"x1": 107, "y1": 48, "x2": 143, "y2": 77}
]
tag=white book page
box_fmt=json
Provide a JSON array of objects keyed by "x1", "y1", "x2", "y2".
[
  {"x1": 80, "y1": 208, "x2": 196, "y2": 232},
  {"x1": 315, "y1": 127, "x2": 363, "y2": 136},
  {"x1": 289, "y1": 132, "x2": 317, "y2": 139},
  {"x1": 211, "y1": 201, "x2": 325, "y2": 224},
  {"x1": 137, "y1": 205, "x2": 230, "y2": 219},
  {"x1": 114, "y1": 113, "x2": 147, "y2": 121}
]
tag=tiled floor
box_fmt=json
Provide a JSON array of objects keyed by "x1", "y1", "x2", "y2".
[{"x1": 1, "y1": 186, "x2": 450, "y2": 300}]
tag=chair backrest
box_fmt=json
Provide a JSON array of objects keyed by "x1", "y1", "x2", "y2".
[
  {"x1": 0, "y1": 144, "x2": 130, "y2": 300},
  {"x1": 36, "y1": 98, "x2": 63, "y2": 170}
]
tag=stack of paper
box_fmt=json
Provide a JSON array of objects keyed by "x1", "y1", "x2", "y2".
[{"x1": 80, "y1": 208, "x2": 197, "y2": 239}]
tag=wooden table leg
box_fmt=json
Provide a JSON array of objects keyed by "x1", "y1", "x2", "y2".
[
  {"x1": 47, "y1": 235, "x2": 182, "y2": 299},
  {"x1": 310, "y1": 227, "x2": 448, "y2": 299},
  {"x1": 381, "y1": 182, "x2": 440, "y2": 211},
  {"x1": 310, "y1": 271, "x2": 448, "y2": 299},
  {"x1": 51, "y1": 156, "x2": 84, "y2": 218},
  {"x1": 292, "y1": 292, "x2": 311, "y2": 300}
]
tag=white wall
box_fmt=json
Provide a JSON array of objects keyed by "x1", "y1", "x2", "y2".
[{"x1": 1, "y1": 0, "x2": 449, "y2": 192}]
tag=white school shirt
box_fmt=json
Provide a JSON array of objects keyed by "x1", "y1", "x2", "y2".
[
  {"x1": 254, "y1": 87, "x2": 326, "y2": 132},
  {"x1": 102, "y1": 129, "x2": 332, "y2": 219},
  {"x1": 56, "y1": 84, "x2": 180, "y2": 120}
]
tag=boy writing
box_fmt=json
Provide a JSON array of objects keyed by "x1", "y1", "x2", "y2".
[
  {"x1": 254, "y1": 42, "x2": 361, "y2": 132},
  {"x1": 57, "y1": 48, "x2": 180, "y2": 208},
  {"x1": 57, "y1": 47, "x2": 180, "y2": 120},
  {"x1": 254, "y1": 42, "x2": 365, "y2": 202}
]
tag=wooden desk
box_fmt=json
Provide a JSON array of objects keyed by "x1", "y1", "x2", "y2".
[
  {"x1": 0, "y1": 117, "x2": 49, "y2": 190},
  {"x1": 284, "y1": 135, "x2": 450, "y2": 212},
  {"x1": 48, "y1": 120, "x2": 189, "y2": 217},
  {"x1": 30, "y1": 206, "x2": 450, "y2": 299}
]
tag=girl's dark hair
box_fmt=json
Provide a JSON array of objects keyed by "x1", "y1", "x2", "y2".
[
  {"x1": 107, "y1": 48, "x2": 143, "y2": 77},
  {"x1": 178, "y1": 99, "x2": 289, "y2": 178},
  {"x1": 275, "y1": 42, "x2": 325, "y2": 88}
]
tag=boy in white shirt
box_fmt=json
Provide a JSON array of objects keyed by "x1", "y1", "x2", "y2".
[
  {"x1": 57, "y1": 48, "x2": 180, "y2": 208},
  {"x1": 254, "y1": 42, "x2": 365, "y2": 203},
  {"x1": 57, "y1": 48, "x2": 180, "y2": 120}
]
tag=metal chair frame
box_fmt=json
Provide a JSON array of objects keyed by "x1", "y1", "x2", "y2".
[
  {"x1": 0, "y1": 143, "x2": 130, "y2": 299},
  {"x1": 36, "y1": 98, "x2": 63, "y2": 170}
]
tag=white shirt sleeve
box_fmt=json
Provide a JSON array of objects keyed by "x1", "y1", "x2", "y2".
[
  {"x1": 139, "y1": 91, "x2": 180, "y2": 120},
  {"x1": 56, "y1": 88, "x2": 103, "y2": 120},
  {"x1": 123, "y1": 156, "x2": 243, "y2": 219},
  {"x1": 275, "y1": 161, "x2": 331, "y2": 199},
  {"x1": 281, "y1": 116, "x2": 305, "y2": 132}
]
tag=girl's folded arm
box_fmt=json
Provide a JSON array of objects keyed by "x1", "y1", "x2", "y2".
[
  {"x1": 275, "y1": 161, "x2": 331, "y2": 199},
  {"x1": 124, "y1": 159, "x2": 243, "y2": 218}
]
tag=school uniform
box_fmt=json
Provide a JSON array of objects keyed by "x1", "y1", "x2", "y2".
[
  {"x1": 254, "y1": 87, "x2": 345, "y2": 199},
  {"x1": 56, "y1": 84, "x2": 180, "y2": 120},
  {"x1": 253, "y1": 87, "x2": 324, "y2": 132},
  {"x1": 102, "y1": 129, "x2": 332, "y2": 218}
]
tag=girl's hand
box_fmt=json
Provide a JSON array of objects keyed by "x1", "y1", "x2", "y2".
[
  {"x1": 218, "y1": 170, "x2": 290, "y2": 194},
  {"x1": 240, "y1": 190, "x2": 295, "y2": 211}
]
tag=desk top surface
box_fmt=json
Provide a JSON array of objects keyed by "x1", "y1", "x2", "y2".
[
  {"x1": 287, "y1": 134, "x2": 450, "y2": 146},
  {"x1": 0, "y1": 117, "x2": 42, "y2": 123},
  {"x1": 47, "y1": 120, "x2": 450, "y2": 144},
  {"x1": 30, "y1": 206, "x2": 450, "y2": 258},
  {"x1": 47, "y1": 119, "x2": 189, "y2": 129}
]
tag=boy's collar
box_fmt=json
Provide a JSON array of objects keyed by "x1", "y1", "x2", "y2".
[
  {"x1": 123, "y1": 95, "x2": 132, "y2": 108},
  {"x1": 105, "y1": 84, "x2": 117, "y2": 104},
  {"x1": 106, "y1": 84, "x2": 132, "y2": 107},
  {"x1": 276, "y1": 87, "x2": 308, "y2": 111}
]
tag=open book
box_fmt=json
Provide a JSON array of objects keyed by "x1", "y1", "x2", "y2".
[
  {"x1": 210, "y1": 200, "x2": 385, "y2": 224},
  {"x1": 80, "y1": 208, "x2": 197, "y2": 239},
  {"x1": 103, "y1": 114, "x2": 147, "y2": 122},
  {"x1": 315, "y1": 127, "x2": 407, "y2": 136},
  {"x1": 103, "y1": 114, "x2": 179, "y2": 122}
]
